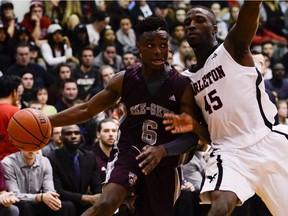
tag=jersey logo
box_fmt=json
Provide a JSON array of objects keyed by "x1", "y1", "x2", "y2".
[
  {"x1": 169, "y1": 95, "x2": 176, "y2": 101},
  {"x1": 211, "y1": 53, "x2": 218, "y2": 59},
  {"x1": 206, "y1": 173, "x2": 217, "y2": 183},
  {"x1": 101, "y1": 166, "x2": 106, "y2": 171},
  {"x1": 128, "y1": 172, "x2": 138, "y2": 187}
]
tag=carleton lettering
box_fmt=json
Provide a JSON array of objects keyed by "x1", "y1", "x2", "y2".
[{"x1": 192, "y1": 65, "x2": 226, "y2": 95}]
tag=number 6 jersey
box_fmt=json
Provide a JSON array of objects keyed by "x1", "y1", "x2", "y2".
[
  {"x1": 183, "y1": 44, "x2": 277, "y2": 148},
  {"x1": 118, "y1": 64, "x2": 190, "y2": 152}
]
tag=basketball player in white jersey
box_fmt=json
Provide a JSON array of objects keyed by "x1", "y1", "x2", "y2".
[{"x1": 159, "y1": 1, "x2": 288, "y2": 216}]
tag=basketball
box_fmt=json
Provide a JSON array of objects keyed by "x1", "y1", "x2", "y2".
[{"x1": 7, "y1": 108, "x2": 52, "y2": 151}]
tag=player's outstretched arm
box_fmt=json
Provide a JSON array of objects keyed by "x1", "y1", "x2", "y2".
[
  {"x1": 225, "y1": 0, "x2": 262, "y2": 66},
  {"x1": 49, "y1": 72, "x2": 124, "y2": 127}
]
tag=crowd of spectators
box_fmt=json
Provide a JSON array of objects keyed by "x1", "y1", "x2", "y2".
[{"x1": 1, "y1": 0, "x2": 288, "y2": 215}]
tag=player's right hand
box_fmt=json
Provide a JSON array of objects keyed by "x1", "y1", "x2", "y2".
[{"x1": 163, "y1": 112, "x2": 194, "y2": 134}]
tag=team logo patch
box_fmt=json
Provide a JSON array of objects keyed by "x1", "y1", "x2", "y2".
[
  {"x1": 128, "y1": 172, "x2": 138, "y2": 187},
  {"x1": 207, "y1": 173, "x2": 217, "y2": 183},
  {"x1": 169, "y1": 95, "x2": 176, "y2": 101}
]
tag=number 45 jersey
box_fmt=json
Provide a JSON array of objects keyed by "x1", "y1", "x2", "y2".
[
  {"x1": 182, "y1": 44, "x2": 277, "y2": 149},
  {"x1": 119, "y1": 64, "x2": 191, "y2": 153}
]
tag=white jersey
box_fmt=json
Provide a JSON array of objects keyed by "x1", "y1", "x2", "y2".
[{"x1": 183, "y1": 44, "x2": 277, "y2": 148}]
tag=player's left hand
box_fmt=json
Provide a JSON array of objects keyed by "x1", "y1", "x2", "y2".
[{"x1": 136, "y1": 145, "x2": 167, "y2": 175}]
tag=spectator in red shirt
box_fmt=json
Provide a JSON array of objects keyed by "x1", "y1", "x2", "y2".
[
  {"x1": 0, "y1": 76, "x2": 22, "y2": 161},
  {"x1": 21, "y1": 0, "x2": 51, "y2": 41}
]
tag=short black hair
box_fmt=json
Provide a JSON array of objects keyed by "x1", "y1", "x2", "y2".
[
  {"x1": 191, "y1": 5, "x2": 217, "y2": 25},
  {"x1": 134, "y1": 16, "x2": 169, "y2": 41},
  {"x1": 0, "y1": 75, "x2": 21, "y2": 98}
]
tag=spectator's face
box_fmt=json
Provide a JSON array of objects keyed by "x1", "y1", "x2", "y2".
[
  {"x1": 19, "y1": 32, "x2": 30, "y2": 42},
  {"x1": 272, "y1": 63, "x2": 285, "y2": 80},
  {"x1": 278, "y1": 102, "x2": 288, "y2": 118},
  {"x1": 101, "y1": 67, "x2": 115, "y2": 84},
  {"x1": 16, "y1": 47, "x2": 30, "y2": 66},
  {"x1": 122, "y1": 53, "x2": 136, "y2": 67},
  {"x1": 81, "y1": 50, "x2": 94, "y2": 67},
  {"x1": 1, "y1": 6, "x2": 14, "y2": 20},
  {"x1": 62, "y1": 82, "x2": 78, "y2": 101},
  {"x1": 211, "y1": 3, "x2": 221, "y2": 17},
  {"x1": 176, "y1": 9, "x2": 186, "y2": 23},
  {"x1": 53, "y1": 31, "x2": 63, "y2": 43},
  {"x1": 120, "y1": 18, "x2": 132, "y2": 34},
  {"x1": 262, "y1": 43, "x2": 274, "y2": 58},
  {"x1": 62, "y1": 125, "x2": 81, "y2": 149},
  {"x1": 97, "y1": 121, "x2": 118, "y2": 147},
  {"x1": 21, "y1": 73, "x2": 34, "y2": 90},
  {"x1": 37, "y1": 89, "x2": 48, "y2": 104},
  {"x1": 179, "y1": 41, "x2": 192, "y2": 56},
  {"x1": 104, "y1": 29, "x2": 116, "y2": 42},
  {"x1": 52, "y1": 127, "x2": 62, "y2": 146},
  {"x1": 103, "y1": 46, "x2": 116, "y2": 62},
  {"x1": 172, "y1": 26, "x2": 185, "y2": 40},
  {"x1": 59, "y1": 66, "x2": 71, "y2": 80},
  {"x1": 167, "y1": 51, "x2": 173, "y2": 65},
  {"x1": 31, "y1": 6, "x2": 43, "y2": 19}
]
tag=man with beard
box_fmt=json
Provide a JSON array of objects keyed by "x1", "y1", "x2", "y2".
[{"x1": 47, "y1": 125, "x2": 102, "y2": 216}]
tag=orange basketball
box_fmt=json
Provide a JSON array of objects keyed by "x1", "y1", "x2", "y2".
[{"x1": 7, "y1": 108, "x2": 52, "y2": 151}]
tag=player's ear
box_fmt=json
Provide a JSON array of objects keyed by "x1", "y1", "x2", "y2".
[{"x1": 212, "y1": 24, "x2": 218, "y2": 35}]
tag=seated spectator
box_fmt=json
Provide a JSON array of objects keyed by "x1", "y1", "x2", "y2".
[
  {"x1": 169, "y1": 22, "x2": 185, "y2": 53},
  {"x1": 0, "y1": 0, "x2": 20, "y2": 38},
  {"x1": 19, "y1": 69, "x2": 36, "y2": 109},
  {"x1": 0, "y1": 162, "x2": 19, "y2": 216},
  {"x1": 2, "y1": 150, "x2": 73, "y2": 216},
  {"x1": 90, "y1": 65, "x2": 115, "y2": 97},
  {"x1": 40, "y1": 24, "x2": 79, "y2": 73},
  {"x1": 0, "y1": 75, "x2": 21, "y2": 162},
  {"x1": 29, "y1": 41, "x2": 47, "y2": 70},
  {"x1": 42, "y1": 127, "x2": 62, "y2": 157},
  {"x1": 94, "y1": 42, "x2": 123, "y2": 72},
  {"x1": 210, "y1": 2, "x2": 228, "y2": 42},
  {"x1": 34, "y1": 86, "x2": 57, "y2": 116},
  {"x1": 94, "y1": 27, "x2": 123, "y2": 56},
  {"x1": 172, "y1": 39, "x2": 192, "y2": 69},
  {"x1": 121, "y1": 51, "x2": 137, "y2": 70},
  {"x1": 175, "y1": 142, "x2": 210, "y2": 216},
  {"x1": 47, "y1": 125, "x2": 102, "y2": 215},
  {"x1": 13, "y1": 27, "x2": 33, "y2": 45},
  {"x1": 276, "y1": 100, "x2": 288, "y2": 125},
  {"x1": 71, "y1": 24, "x2": 90, "y2": 59},
  {"x1": 55, "y1": 78, "x2": 79, "y2": 112},
  {"x1": 130, "y1": 0, "x2": 154, "y2": 24},
  {"x1": 73, "y1": 46, "x2": 99, "y2": 101},
  {"x1": 90, "y1": 118, "x2": 118, "y2": 181},
  {"x1": 86, "y1": 11, "x2": 110, "y2": 47},
  {"x1": 0, "y1": 23, "x2": 13, "y2": 73},
  {"x1": 6, "y1": 42, "x2": 55, "y2": 89},
  {"x1": 21, "y1": 0, "x2": 51, "y2": 42},
  {"x1": 265, "y1": 62, "x2": 288, "y2": 101},
  {"x1": 47, "y1": 63, "x2": 73, "y2": 105},
  {"x1": 116, "y1": 17, "x2": 136, "y2": 48}
]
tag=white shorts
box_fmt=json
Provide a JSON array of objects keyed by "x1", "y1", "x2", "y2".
[{"x1": 200, "y1": 124, "x2": 288, "y2": 216}]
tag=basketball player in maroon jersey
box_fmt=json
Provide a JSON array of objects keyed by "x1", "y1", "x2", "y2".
[{"x1": 48, "y1": 16, "x2": 210, "y2": 216}]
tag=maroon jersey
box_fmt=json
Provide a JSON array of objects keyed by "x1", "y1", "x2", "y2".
[
  {"x1": 105, "y1": 64, "x2": 191, "y2": 216},
  {"x1": 118, "y1": 64, "x2": 190, "y2": 153}
]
